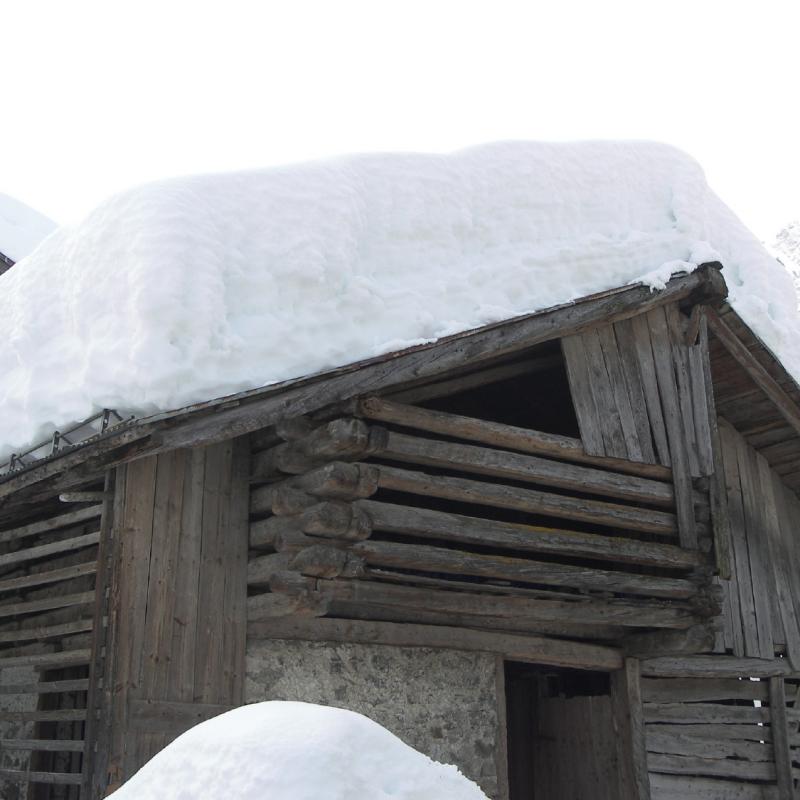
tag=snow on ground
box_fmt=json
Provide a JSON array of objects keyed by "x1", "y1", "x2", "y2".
[
  {"x1": 108, "y1": 701, "x2": 488, "y2": 800},
  {"x1": 0, "y1": 192, "x2": 57, "y2": 263},
  {"x1": 1, "y1": 141, "x2": 798, "y2": 457}
]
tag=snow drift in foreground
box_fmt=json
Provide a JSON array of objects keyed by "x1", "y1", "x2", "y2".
[
  {"x1": 1, "y1": 141, "x2": 798, "y2": 456},
  {"x1": 0, "y1": 192, "x2": 57, "y2": 263},
  {"x1": 108, "y1": 701, "x2": 488, "y2": 800}
]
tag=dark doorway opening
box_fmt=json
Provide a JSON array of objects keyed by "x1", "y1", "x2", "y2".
[{"x1": 505, "y1": 662, "x2": 619, "y2": 800}]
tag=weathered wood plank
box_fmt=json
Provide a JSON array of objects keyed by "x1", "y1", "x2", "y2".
[
  {"x1": 647, "y1": 752, "x2": 775, "y2": 780},
  {"x1": 350, "y1": 536, "x2": 699, "y2": 598},
  {"x1": 0, "y1": 769, "x2": 82, "y2": 786},
  {"x1": 0, "y1": 591, "x2": 95, "y2": 620},
  {"x1": 612, "y1": 658, "x2": 652, "y2": 800},
  {"x1": 630, "y1": 314, "x2": 672, "y2": 467},
  {"x1": 378, "y1": 430, "x2": 678, "y2": 506},
  {"x1": 0, "y1": 739, "x2": 85, "y2": 753},
  {"x1": 561, "y1": 334, "x2": 606, "y2": 455},
  {"x1": 642, "y1": 677, "x2": 768, "y2": 703},
  {"x1": 649, "y1": 773, "x2": 778, "y2": 800},
  {"x1": 0, "y1": 531, "x2": 99, "y2": 569},
  {"x1": 247, "y1": 615, "x2": 623, "y2": 670},
  {"x1": 375, "y1": 464, "x2": 681, "y2": 537},
  {"x1": 646, "y1": 731, "x2": 773, "y2": 761},
  {"x1": 357, "y1": 495, "x2": 695, "y2": 567},
  {"x1": 581, "y1": 328, "x2": 630, "y2": 458},
  {"x1": 0, "y1": 504, "x2": 102, "y2": 545},
  {"x1": 641, "y1": 655, "x2": 791, "y2": 678},
  {"x1": 358, "y1": 396, "x2": 672, "y2": 479},
  {"x1": 612, "y1": 317, "x2": 657, "y2": 463},
  {"x1": 646, "y1": 722, "x2": 773, "y2": 743},
  {"x1": 770, "y1": 677, "x2": 794, "y2": 800},
  {"x1": 0, "y1": 561, "x2": 97, "y2": 595},
  {"x1": 128, "y1": 698, "x2": 232, "y2": 733},
  {"x1": 0, "y1": 678, "x2": 90, "y2": 695},
  {"x1": 719, "y1": 423, "x2": 760, "y2": 656},
  {"x1": 0, "y1": 618, "x2": 93, "y2": 644},
  {"x1": 646, "y1": 307, "x2": 697, "y2": 549}
]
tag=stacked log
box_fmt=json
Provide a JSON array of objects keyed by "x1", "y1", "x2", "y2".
[{"x1": 247, "y1": 401, "x2": 718, "y2": 643}]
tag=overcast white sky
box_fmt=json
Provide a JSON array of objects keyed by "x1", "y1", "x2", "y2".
[{"x1": 2, "y1": 0, "x2": 798, "y2": 243}]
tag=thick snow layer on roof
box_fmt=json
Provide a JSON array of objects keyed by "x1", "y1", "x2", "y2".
[
  {"x1": 1, "y1": 141, "x2": 798, "y2": 457},
  {"x1": 0, "y1": 192, "x2": 57, "y2": 263},
  {"x1": 108, "y1": 701, "x2": 488, "y2": 800}
]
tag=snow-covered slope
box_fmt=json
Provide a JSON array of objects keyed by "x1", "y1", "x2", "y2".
[
  {"x1": 0, "y1": 192, "x2": 57, "y2": 263},
  {"x1": 108, "y1": 701, "x2": 488, "y2": 800},
  {"x1": 0, "y1": 141, "x2": 797, "y2": 457}
]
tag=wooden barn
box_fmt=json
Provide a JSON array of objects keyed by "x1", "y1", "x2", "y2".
[{"x1": 2, "y1": 262, "x2": 800, "y2": 799}]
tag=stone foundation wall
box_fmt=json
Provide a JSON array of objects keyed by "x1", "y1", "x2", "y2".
[{"x1": 246, "y1": 639, "x2": 504, "y2": 799}]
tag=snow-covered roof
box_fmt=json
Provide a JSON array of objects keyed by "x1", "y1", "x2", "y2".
[
  {"x1": 0, "y1": 192, "x2": 57, "y2": 265},
  {"x1": 0, "y1": 141, "x2": 797, "y2": 457}
]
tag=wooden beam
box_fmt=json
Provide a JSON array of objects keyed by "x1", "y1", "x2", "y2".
[
  {"x1": 0, "y1": 561, "x2": 96, "y2": 595},
  {"x1": 0, "y1": 739, "x2": 85, "y2": 752},
  {"x1": 0, "y1": 769, "x2": 82, "y2": 786},
  {"x1": 769, "y1": 677, "x2": 794, "y2": 800},
  {"x1": 247, "y1": 616, "x2": 623, "y2": 671},
  {"x1": 358, "y1": 396, "x2": 673, "y2": 480},
  {"x1": 707, "y1": 306, "x2": 800, "y2": 440},
  {"x1": 640, "y1": 654, "x2": 791, "y2": 678},
  {"x1": 0, "y1": 679, "x2": 90, "y2": 695},
  {"x1": 0, "y1": 504, "x2": 102, "y2": 545},
  {"x1": 611, "y1": 659, "x2": 651, "y2": 800}
]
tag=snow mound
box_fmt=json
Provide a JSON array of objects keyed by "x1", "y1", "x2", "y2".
[
  {"x1": 0, "y1": 192, "x2": 57, "y2": 263},
  {"x1": 1, "y1": 141, "x2": 798, "y2": 457},
  {"x1": 108, "y1": 701, "x2": 489, "y2": 800}
]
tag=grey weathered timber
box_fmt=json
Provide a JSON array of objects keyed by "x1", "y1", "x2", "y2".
[
  {"x1": 0, "y1": 591, "x2": 95, "y2": 620},
  {"x1": 0, "y1": 739, "x2": 85, "y2": 752},
  {"x1": 128, "y1": 699, "x2": 232, "y2": 733},
  {"x1": 0, "y1": 709, "x2": 88, "y2": 722},
  {"x1": 623, "y1": 624, "x2": 716, "y2": 658},
  {"x1": 769, "y1": 677, "x2": 794, "y2": 800},
  {"x1": 0, "y1": 769, "x2": 82, "y2": 786},
  {"x1": 347, "y1": 538, "x2": 699, "y2": 599},
  {"x1": 374, "y1": 465, "x2": 682, "y2": 537},
  {"x1": 640, "y1": 655, "x2": 792, "y2": 678},
  {"x1": 646, "y1": 723, "x2": 774, "y2": 743},
  {"x1": 707, "y1": 306, "x2": 800, "y2": 439},
  {"x1": 358, "y1": 396, "x2": 671, "y2": 479},
  {"x1": 0, "y1": 679, "x2": 90, "y2": 695},
  {"x1": 645, "y1": 307, "x2": 698, "y2": 549},
  {"x1": 297, "y1": 577, "x2": 698, "y2": 629},
  {"x1": 0, "y1": 618, "x2": 93, "y2": 644},
  {"x1": 95, "y1": 439, "x2": 250, "y2": 792},
  {"x1": 646, "y1": 732, "x2": 772, "y2": 761},
  {"x1": 0, "y1": 503, "x2": 102, "y2": 544},
  {"x1": 0, "y1": 560, "x2": 97, "y2": 595},
  {"x1": 641, "y1": 678, "x2": 768, "y2": 703},
  {"x1": 647, "y1": 753, "x2": 775, "y2": 780},
  {"x1": 356, "y1": 497, "x2": 696, "y2": 568},
  {"x1": 649, "y1": 773, "x2": 778, "y2": 800},
  {"x1": 0, "y1": 530, "x2": 99, "y2": 569},
  {"x1": 246, "y1": 615, "x2": 623, "y2": 670},
  {"x1": 611, "y1": 659, "x2": 651, "y2": 800},
  {"x1": 644, "y1": 702, "x2": 771, "y2": 724},
  {"x1": 559, "y1": 333, "x2": 606, "y2": 454}
]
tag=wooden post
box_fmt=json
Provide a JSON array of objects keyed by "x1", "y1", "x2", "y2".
[
  {"x1": 611, "y1": 658, "x2": 651, "y2": 800},
  {"x1": 769, "y1": 677, "x2": 794, "y2": 800}
]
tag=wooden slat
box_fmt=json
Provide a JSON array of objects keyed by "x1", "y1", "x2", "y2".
[
  {"x1": 644, "y1": 702, "x2": 771, "y2": 724},
  {"x1": 375, "y1": 464, "x2": 682, "y2": 537},
  {"x1": 649, "y1": 773, "x2": 778, "y2": 800},
  {"x1": 581, "y1": 327, "x2": 630, "y2": 458},
  {"x1": 0, "y1": 618, "x2": 93, "y2": 644},
  {"x1": 0, "y1": 678, "x2": 89, "y2": 695},
  {"x1": 630, "y1": 313, "x2": 672, "y2": 467},
  {"x1": 720, "y1": 424, "x2": 760, "y2": 656},
  {"x1": 770, "y1": 677, "x2": 794, "y2": 800},
  {"x1": 642, "y1": 677, "x2": 768, "y2": 703},
  {"x1": 647, "y1": 752, "x2": 775, "y2": 780},
  {"x1": 561, "y1": 334, "x2": 606, "y2": 455},
  {"x1": 0, "y1": 591, "x2": 95, "y2": 620},
  {"x1": 612, "y1": 658, "x2": 651, "y2": 800},
  {"x1": 646, "y1": 307, "x2": 697, "y2": 549},
  {"x1": 358, "y1": 396, "x2": 672, "y2": 480},
  {"x1": 641, "y1": 655, "x2": 792, "y2": 678},
  {"x1": 128, "y1": 698, "x2": 232, "y2": 733},
  {"x1": 647, "y1": 731, "x2": 773, "y2": 761},
  {"x1": 0, "y1": 769, "x2": 82, "y2": 786},
  {"x1": 0, "y1": 709, "x2": 87, "y2": 722},
  {"x1": 0, "y1": 561, "x2": 97, "y2": 596},
  {"x1": 611, "y1": 317, "x2": 657, "y2": 463},
  {"x1": 646, "y1": 723, "x2": 773, "y2": 743},
  {"x1": 0, "y1": 504, "x2": 102, "y2": 545},
  {"x1": 0, "y1": 531, "x2": 100, "y2": 569},
  {"x1": 0, "y1": 739, "x2": 85, "y2": 752},
  {"x1": 736, "y1": 433, "x2": 775, "y2": 658},
  {"x1": 247, "y1": 615, "x2": 623, "y2": 671}
]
